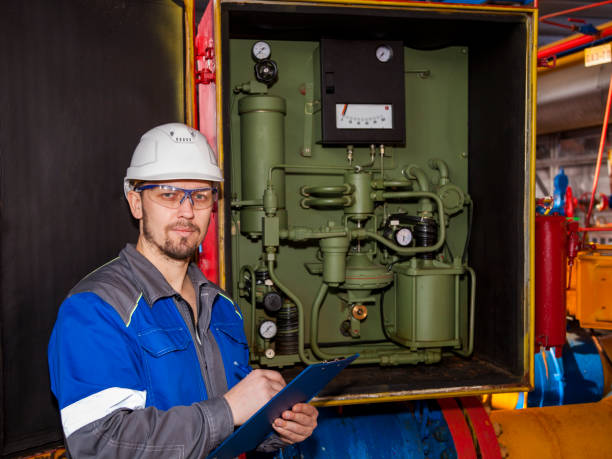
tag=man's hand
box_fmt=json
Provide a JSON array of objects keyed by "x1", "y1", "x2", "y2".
[
  {"x1": 272, "y1": 403, "x2": 318, "y2": 444},
  {"x1": 223, "y1": 369, "x2": 286, "y2": 425}
]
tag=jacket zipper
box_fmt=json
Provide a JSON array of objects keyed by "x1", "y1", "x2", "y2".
[{"x1": 174, "y1": 296, "x2": 210, "y2": 394}]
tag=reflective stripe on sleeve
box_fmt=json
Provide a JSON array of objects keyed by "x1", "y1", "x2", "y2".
[{"x1": 61, "y1": 387, "x2": 147, "y2": 438}]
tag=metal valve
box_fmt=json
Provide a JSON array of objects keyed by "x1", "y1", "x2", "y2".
[
  {"x1": 352, "y1": 304, "x2": 368, "y2": 320},
  {"x1": 254, "y1": 59, "x2": 278, "y2": 86}
]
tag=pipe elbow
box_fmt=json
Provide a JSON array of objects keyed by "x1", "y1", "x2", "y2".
[
  {"x1": 428, "y1": 159, "x2": 450, "y2": 184},
  {"x1": 402, "y1": 165, "x2": 430, "y2": 192}
]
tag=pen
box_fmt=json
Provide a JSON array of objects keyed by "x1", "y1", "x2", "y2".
[{"x1": 233, "y1": 361, "x2": 252, "y2": 378}]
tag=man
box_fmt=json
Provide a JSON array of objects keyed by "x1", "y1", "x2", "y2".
[{"x1": 48, "y1": 123, "x2": 318, "y2": 458}]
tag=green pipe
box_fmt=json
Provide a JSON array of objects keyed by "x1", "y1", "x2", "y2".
[
  {"x1": 231, "y1": 199, "x2": 263, "y2": 208},
  {"x1": 268, "y1": 163, "x2": 385, "y2": 184},
  {"x1": 300, "y1": 231, "x2": 347, "y2": 239},
  {"x1": 309, "y1": 282, "x2": 338, "y2": 360},
  {"x1": 280, "y1": 228, "x2": 348, "y2": 241},
  {"x1": 359, "y1": 191, "x2": 446, "y2": 254},
  {"x1": 357, "y1": 147, "x2": 376, "y2": 169},
  {"x1": 454, "y1": 266, "x2": 476, "y2": 357},
  {"x1": 238, "y1": 265, "x2": 257, "y2": 347},
  {"x1": 454, "y1": 273, "x2": 460, "y2": 345},
  {"x1": 428, "y1": 158, "x2": 450, "y2": 185},
  {"x1": 268, "y1": 164, "x2": 352, "y2": 183},
  {"x1": 301, "y1": 184, "x2": 353, "y2": 196},
  {"x1": 333, "y1": 350, "x2": 441, "y2": 365},
  {"x1": 402, "y1": 165, "x2": 430, "y2": 192},
  {"x1": 266, "y1": 256, "x2": 319, "y2": 364},
  {"x1": 371, "y1": 180, "x2": 413, "y2": 189},
  {"x1": 301, "y1": 196, "x2": 353, "y2": 208}
]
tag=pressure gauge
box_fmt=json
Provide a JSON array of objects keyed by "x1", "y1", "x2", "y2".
[
  {"x1": 259, "y1": 320, "x2": 277, "y2": 339},
  {"x1": 252, "y1": 41, "x2": 271, "y2": 61},
  {"x1": 375, "y1": 45, "x2": 393, "y2": 63},
  {"x1": 395, "y1": 228, "x2": 413, "y2": 247}
]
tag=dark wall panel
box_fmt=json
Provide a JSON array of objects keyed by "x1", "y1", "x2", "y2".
[
  {"x1": 0, "y1": 0, "x2": 185, "y2": 455},
  {"x1": 469, "y1": 21, "x2": 527, "y2": 375}
]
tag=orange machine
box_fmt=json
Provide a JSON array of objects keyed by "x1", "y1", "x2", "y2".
[{"x1": 567, "y1": 244, "x2": 612, "y2": 330}]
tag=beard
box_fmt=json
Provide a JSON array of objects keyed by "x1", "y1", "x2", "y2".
[{"x1": 142, "y1": 209, "x2": 201, "y2": 261}]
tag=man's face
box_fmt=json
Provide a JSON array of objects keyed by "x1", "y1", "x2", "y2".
[{"x1": 129, "y1": 180, "x2": 214, "y2": 261}]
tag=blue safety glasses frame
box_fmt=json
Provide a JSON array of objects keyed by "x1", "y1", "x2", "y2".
[{"x1": 134, "y1": 184, "x2": 218, "y2": 210}]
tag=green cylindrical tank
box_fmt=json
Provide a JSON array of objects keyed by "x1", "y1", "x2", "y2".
[
  {"x1": 238, "y1": 95, "x2": 287, "y2": 235},
  {"x1": 389, "y1": 261, "x2": 463, "y2": 348},
  {"x1": 320, "y1": 236, "x2": 350, "y2": 285},
  {"x1": 344, "y1": 172, "x2": 373, "y2": 221}
]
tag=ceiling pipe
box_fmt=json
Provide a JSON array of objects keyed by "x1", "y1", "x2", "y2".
[
  {"x1": 536, "y1": 60, "x2": 611, "y2": 134},
  {"x1": 538, "y1": 26, "x2": 612, "y2": 61},
  {"x1": 540, "y1": 0, "x2": 612, "y2": 21}
]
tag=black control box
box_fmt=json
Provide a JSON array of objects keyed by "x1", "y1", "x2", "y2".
[{"x1": 320, "y1": 39, "x2": 405, "y2": 146}]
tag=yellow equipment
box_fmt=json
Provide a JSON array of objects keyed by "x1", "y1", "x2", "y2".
[{"x1": 567, "y1": 245, "x2": 612, "y2": 330}]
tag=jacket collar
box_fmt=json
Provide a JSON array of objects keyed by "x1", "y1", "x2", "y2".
[{"x1": 120, "y1": 243, "x2": 210, "y2": 307}]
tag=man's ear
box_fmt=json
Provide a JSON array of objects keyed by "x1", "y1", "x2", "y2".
[{"x1": 126, "y1": 191, "x2": 143, "y2": 219}]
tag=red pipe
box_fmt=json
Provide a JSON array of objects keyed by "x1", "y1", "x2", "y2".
[
  {"x1": 538, "y1": 26, "x2": 612, "y2": 60},
  {"x1": 540, "y1": 19, "x2": 576, "y2": 32},
  {"x1": 579, "y1": 226, "x2": 612, "y2": 232},
  {"x1": 540, "y1": 0, "x2": 612, "y2": 21},
  {"x1": 586, "y1": 74, "x2": 612, "y2": 228}
]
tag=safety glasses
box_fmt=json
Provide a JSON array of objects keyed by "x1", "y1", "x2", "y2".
[{"x1": 135, "y1": 184, "x2": 217, "y2": 210}]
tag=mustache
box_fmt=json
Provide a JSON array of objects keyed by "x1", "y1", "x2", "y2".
[{"x1": 167, "y1": 221, "x2": 200, "y2": 233}]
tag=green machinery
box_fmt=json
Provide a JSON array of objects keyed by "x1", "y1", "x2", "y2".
[{"x1": 229, "y1": 38, "x2": 475, "y2": 367}]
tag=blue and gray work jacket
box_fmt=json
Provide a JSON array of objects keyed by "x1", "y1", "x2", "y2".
[{"x1": 48, "y1": 244, "x2": 279, "y2": 458}]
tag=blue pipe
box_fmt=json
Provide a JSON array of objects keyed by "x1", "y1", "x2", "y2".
[
  {"x1": 276, "y1": 402, "x2": 457, "y2": 459},
  {"x1": 528, "y1": 332, "x2": 604, "y2": 407}
]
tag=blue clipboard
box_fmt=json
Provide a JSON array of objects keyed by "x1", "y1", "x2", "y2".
[{"x1": 207, "y1": 354, "x2": 359, "y2": 459}]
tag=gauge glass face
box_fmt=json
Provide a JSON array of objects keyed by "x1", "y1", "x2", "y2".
[
  {"x1": 376, "y1": 45, "x2": 393, "y2": 63},
  {"x1": 259, "y1": 320, "x2": 277, "y2": 339},
  {"x1": 336, "y1": 104, "x2": 392, "y2": 129},
  {"x1": 252, "y1": 41, "x2": 271, "y2": 60},
  {"x1": 395, "y1": 228, "x2": 413, "y2": 246}
]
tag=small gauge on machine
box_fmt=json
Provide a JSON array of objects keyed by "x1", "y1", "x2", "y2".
[
  {"x1": 259, "y1": 320, "x2": 278, "y2": 339},
  {"x1": 375, "y1": 45, "x2": 394, "y2": 63},
  {"x1": 252, "y1": 41, "x2": 271, "y2": 61},
  {"x1": 336, "y1": 104, "x2": 393, "y2": 129},
  {"x1": 394, "y1": 228, "x2": 413, "y2": 247}
]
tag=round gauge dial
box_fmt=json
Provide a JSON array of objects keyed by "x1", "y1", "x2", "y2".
[
  {"x1": 395, "y1": 228, "x2": 413, "y2": 247},
  {"x1": 252, "y1": 41, "x2": 271, "y2": 61},
  {"x1": 375, "y1": 45, "x2": 393, "y2": 63},
  {"x1": 259, "y1": 320, "x2": 277, "y2": 339}
]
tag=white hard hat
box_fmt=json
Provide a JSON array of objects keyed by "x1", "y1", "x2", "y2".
[{"x1": 123, "y1": 122, "x2": 223, "y2": 197}]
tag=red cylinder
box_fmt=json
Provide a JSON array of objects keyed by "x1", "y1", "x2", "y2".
[
  {"x1": 195, "y1": 1, "x2": 220, "y2": 286},
  {"x1": 198, "y1": 207, "x2": 219, "y2": 285},
  {"x1": 535, "y1": 216, "x2": 567, "y2": 355}
]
